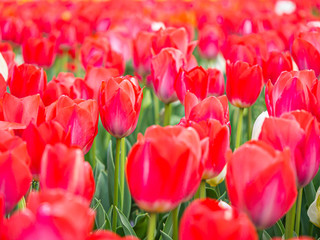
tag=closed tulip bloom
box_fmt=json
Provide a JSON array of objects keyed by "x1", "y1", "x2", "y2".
[
  {"x1": 259, "y1": 111, "x2": 320, "y2": 187},
  {"x1": 46, "y1": 95, "x2": 99, "y2": 154},
  {"x1": 179, "y1": 199, "x2": 258, "y2": 240},
  {"x1": 22, "y1": 120, "x2": 71, "y2": 175},
  {"x1": 223, "y1": 44, "x2": 258, "y2": 66},
  {"x1": 226, "y1": 141, "x2": 297, "y2": 229},
  {"x1": 2, "y1": 93, "x2": 45, "y2": 126},
  {"x1": 175, "y1": 66, "x2": 209, "y2": 103},
  {"x1": 149, "y1": 47, "x2": 185, "y2": 104},
  {"x1": 86, "y1": 231, "x2": 139, "y2": 240},
  {"x1": 40, "y1": 143, "x2": 95, "y2": 201},
  {"x1": 265, "y1": 70, "x2": 316, "y2": 117},
  {"x1": 9, "y1": 64, "x2": 47, "y2": 98},
  {"x1": 3, "y1": 190, "x2": 95, "y2": 240},
  {"x1": 126, "y1": 125, "x2": 202, "y2": 213},
  {"x1": 98, "y1": 75, "x2": 143, "y2": 138},
  {"x1": 207, "y1": 68, "x2": 225, "y2": 96},
  {"x1": 292, "y1": 32, "x2": 320, "y2": 77},
  {"x1": 262, "y1": 51, "x2": 293, "y2": 84},
  {"x1": 22, "y1": 36, "x2": 56, "y2": 68},
  {"x1": 0, "y1": 130, "x2": 32, "y2": 213},
  {"x1": 226, "y1": 60, "x2": 263, "y2": 108}
]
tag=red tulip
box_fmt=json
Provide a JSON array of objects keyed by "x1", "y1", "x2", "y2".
[
  {"x1": 46, "y1": 95, "x2": 99, "y2": 154},
  {"x1": 86, "y1": 231, "x2": 139, "y2": 240},
  {"x1": 43, "y1": 72, "x2": 93, "y2": 106},
  {"x1": 175, "y1": 66, "x2": 209, "y2": 103},
  {"x1": 84, "y1": 66, "x2": 119, "y2": 100},
  {"x1": 132, "y1": 31, "x2": 155, "y2": 78},
  {"x1": 0, "y1": 130, "x2": 32, "y2": 213},
  {"x1": 223, "y1": 43, "x2": 258, "y2": 65},
  {"x1": 265, "y1": 70, "x2": 316, "y2": 117},
  {"x1": 9, "y1": 64, "x2": 47, "y2": 98},
  {"x1": 149, "y1": 47, "x2": 185, "y2": 104},
  {"x1": 3, "y1": 190, "x2": 95, "y2": 240},
  {"x1": 22, "y1": 36, "x2": 56, "y2": 68},
  {"x1": 226, "y1": 140, "x2": 297, "y2": 229},
  {"x1": 2, "y1": 93, "x2": 45, "y2": 126},
  {"x1": 259, "y1": 111, "x2": 320, "y2": 187},
  {"x1": 0, "y1": 74, "x2": 5, "y2": 98},
  {"x1": 22, "y1": 120, "x2": 71, "y2": 175},
  {"x1": 99, "y1": 76, "x2": 143, "y2": 138},
  {"x1": 207, "y1": 68, "x2": 225, "y2": 96},
  {"x1": 40, "y1": 143, "x2": 95, "y2": 201},
  {"x1": 179, "y1": 119, "x2": 231, "y2": 180},
  {"x1": 292, "y1": 32, "x2": 320, "y2": 77},
  {"x1": 262, "y1": 51, "x2": 293, "y2": 84},
  {"x1": 179, "y1": 199, "x2": 258, "y2": 240},
  {"x1": 198, "y1": 24, "x2": 225, "y2": 59},
  {"x1": 126, "y1": 125, "x2": 202, "y2": 212},
  {"x1": 226, "y1": 60, "x2": 263, "y2": 108},
  {"x1": 184, "y1": 92, "x2": 229, "y2": 126}
]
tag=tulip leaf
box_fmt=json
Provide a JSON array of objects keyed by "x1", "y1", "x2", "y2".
[
  {"x1": 159, "y1": 212, "x2": 172, "y2": 240},
  {"x1": 133, "y1": 213, "x2": 149, "y2": 239},
  {"x1": 262, "y1": 230, "x2": 272, "y2": 240},
  {"x1": 115, "y1": 207, "x2": 137, "y2": 237},
  {"x1": 160, "y1": 230, "x2": 173, "y2": 240},
  {"x1": 206, "y1": 187, "x2": 218, "y2": 199},
  {"x1": 93, "y1": 170, "x2": 111, "y2": 213},
  {"x1": 93, "y1": 157, "x2": 105, "y2": 184},
  {"x1": 122, "y1": 176, "x2": 132, "y2": 219},
  {"x1": 92, "y1": 198, "x2": 111, "y2": 230}
]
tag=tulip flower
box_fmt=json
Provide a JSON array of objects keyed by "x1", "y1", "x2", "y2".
[
  {"x1": 40, "y1": 143, "x2": 95, "y2": 201},
  {"x1": 0, "y1": 75, "x2": 5, "y2": 98},
  {"x1": 265, "y1": 70, "x2": 316, "y2": 117},
  {"x1": 179, "y1": 199, "x2": 258, "y2": 240},
  {"x1": 22, "y1": 120, "x2": 71, "y2": 175},
  {"x1": 175, "y1": 66, "x2": 209, "y2": 103},
  {"x1": 45, "y1": 95, "x2": 99, "y2": 154},
  {"x1": 207, "y1": 68, "x2": 225, "y2": 96},
  {"x1": 2, "y1": 93, "x2": 45, "y2": 127},
  {"x1": 226, "y1": 60, "x2": 263, "y2": 108},
  {"x1": 307, "y1": 187, "x2": 320, "y2": 228},
  {"x1": 0, "y1": 47, "x2": 16, "y2": 82},
  {"x1": 226, "y1": 140, "x2": 297, "y2": 229},
  {"x1": 0, "y1": 130, "x2": 32, "y2": 213},
  {"x1": 98, "y1": 75, "x2": 143, "y2": 139},
  {"x1": 262, "y1": 51, "x2": 293, "y2": 84},
  {"x1": 9, "y1": 64, "x2": 47, "y2": 98},
  {"x1": 86, "y1": 231, "x2": 139, "y2": 240},
  {"x1": 292, "y1": 32, "x2": 320, "y2": 77},
  {"x1": 22, "y1": 36, "x2": 57, "y2": 68},
  {"x1": 223, "y1": 43, "x2": 258, "y2": 65},
  {"x1": 3, "y1": 190, "x2": 95, "y2": 240},
  {"x1": 149, "y1": 47, "x2": 185, "y2": 104},
  {"x1": 126, "y1": 125, "x2": 202, "y2": 212},
  {"x1": 259, "y1": 111, "x2": 320, "y2": 187}
]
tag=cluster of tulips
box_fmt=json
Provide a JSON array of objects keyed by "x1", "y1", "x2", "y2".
[{"x1": 1, "y1": 0, "x2": 320, "y2": 239}]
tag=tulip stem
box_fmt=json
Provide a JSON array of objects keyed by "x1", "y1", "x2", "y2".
[
  {"x1": 112, "y1": 138, "x2": 121, "y2": 232},
  {"x1": 285, "y1": 200, "x2": 296, "y2": 239},
  {"x1": 164, "y1": 103, "x2": 172, "y2": 126},
  {"x1": 295, "y1": 188, "x2": 303, "y2": 236},
  {"x1": 147, "y1": 213, "x2": 157, "y2": 240},
  {"x1": 120, "y1": 137, "x2": 126, "y2": 211},
  {"x1": 90, "y1": 138, "x2": 96, "y2": 168},
  {"x1": 235, "y1": 108, "x2": 244, "y2": 149},
  {"x1": 153, "y1": 91, "x2": 160, "y2": 125},
  {"x1": 200, "y1": 180, "x2": 206, "y2": 199},
  {"x1": 172, "y1": 207, "x2": 179, "y2": 240},
  {"x1": 247, "y1": 106, "x2": 252, "y2": 140}
]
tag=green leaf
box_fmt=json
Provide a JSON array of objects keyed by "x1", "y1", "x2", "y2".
[
  {"x1": 115, "y1": 207, "x2": 137, "y2": 237},
  {"x1": 92, "y1": 171, "x2": 110, "y2": 212},
  {"x1": 160, "y1": 230, "x2": 173, "y2": 240},
  {"x1": 262, "y1": 230, "x2": 272, "y2": 240},
  {"x1": 92, "y1": 198, "x2": 111, "y2": 230},
  {"x1": 159, "y1": 211, "x2": 173, "y2": 240},
  {"x1": 133, "y1": 213, "x2": 149, "y2": 239},
  {"x1": 93, "y1": 157, "x2": 105, "y2": 184},
  {"x1": 206, "y1": 187, "x2": 218, "y2": 199}
]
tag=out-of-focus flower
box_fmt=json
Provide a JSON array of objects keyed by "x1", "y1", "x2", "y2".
[{"x1": 207, "y1": 68, "x2": 225, "y2": 97}]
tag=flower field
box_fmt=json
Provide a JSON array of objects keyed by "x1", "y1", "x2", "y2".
[{"x1": 0, "y1": 0, "x2": 320, "y2": 239}]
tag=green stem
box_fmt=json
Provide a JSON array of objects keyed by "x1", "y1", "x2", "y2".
[
  {"x1": 120, "y1": 137, "x2": 126, "y2": 211},
  {"x1": 235, "y1": 108, "x2": 244, "y2": 149},
  {"x1": 90, "y1": 138, "x2": 96, "y2": 168},
  {"x1": 172, "y1": 207, "x2": 179, "y2": 240},
  {"x1": 199, "y1": 180, "x2": 206, "y2": 199},
  {"x1": 147, "y1": 213, "x2": 157, "y2": 240},
  {"x1": 163, "y1": 103, "x2": 172, "y2": 126},
  {"x1": 285, "y1": 200, "x2": 297, "y2": 239},
  {"x1": 295, "y1": 188, "x2": 303, "y2": 236},
  {"x1": 258, "y1": 230, "x2": 263, "y2": 239},
  {"x1": 247, "y1": 106, "x2": 252, "y2": 140},
  {"x1": 17, "y1": 197, "x2": 26, "y2": 210},
  {"x1": 112, "y1": 138, "x2": 121, "y2": 232},
  {"x1": 153, "y1": 91, "x2": 160, "y2": 125}
]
